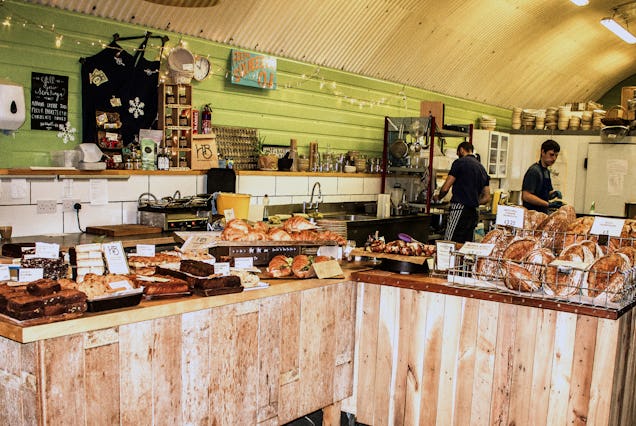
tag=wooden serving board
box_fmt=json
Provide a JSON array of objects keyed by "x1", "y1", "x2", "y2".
[
  {"x1": 350, "y1": 248, "x2": 430, "y2": 265},
  {"x1": 85, "y1": 224, "x2": 163, "y2": 236}
]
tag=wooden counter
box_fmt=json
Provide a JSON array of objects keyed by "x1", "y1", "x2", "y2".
[
  {"x1": 4, "y1": 232, "x2": 178, "y2": 251},
  {"x1": 0, "y1": 270, "x2": 362, "y2": 425},
  {"x1": 345, "y1": 270, "x2": 636, "y2": 425}
]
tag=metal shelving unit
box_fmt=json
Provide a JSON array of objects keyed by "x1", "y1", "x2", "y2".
[{"x1": 382, "y1": 116, "x2": 473, "y2": 213}]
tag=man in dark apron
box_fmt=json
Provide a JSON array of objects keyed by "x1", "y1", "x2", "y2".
[
  {"x1": 433, "y1": 142, "x2": 491, "y2": 243},
  {"x1": 522, "y1": 139, "x2": 562, "y2": 213}
]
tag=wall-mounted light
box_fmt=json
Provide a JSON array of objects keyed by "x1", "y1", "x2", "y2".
[
  {"x1": 601, "y1": 17, "x2": 636, "y2": 43},
  {"x1": 570, "y1": 0, "x2": 589, "y2": 6}
]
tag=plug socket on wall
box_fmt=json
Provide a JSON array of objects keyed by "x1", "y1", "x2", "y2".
[
  {"x1": 62, "y1": 199, "x2": 81, "y2": 212},
  {"x1": 36, "y1": 200, "x2": 57, "y2": 214}
]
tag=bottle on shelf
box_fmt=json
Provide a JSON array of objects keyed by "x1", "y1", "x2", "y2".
[{"x1": 202, "y1": 104, "x2": 212, "y2": 134}]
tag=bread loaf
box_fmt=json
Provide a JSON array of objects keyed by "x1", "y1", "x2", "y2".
[
  {"x1": 502, "y1": 238, "x2": 541, "y2": 261},
  {"x1": 521, "y1": 248, "x2": 555, "y2": 282},
  {"x1": 544, "y1": 252, "x2": 585, "y2": 297},
  {"x1": 503, "y1": 261, "x2": 539, "y2": 292},
  {"x1": 586, "y1": 253, "x2": 630, "y2": 300},
  {"x1": 473, "y1": 229, "x2": 513, "y2": 280}
]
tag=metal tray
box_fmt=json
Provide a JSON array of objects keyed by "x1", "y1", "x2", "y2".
[
  {"x1": 193, "y1": 286, "x2": 243, "y2": 297},
  {"x1": 87, "y1": 290, "x2": 143, "y2": 312}
]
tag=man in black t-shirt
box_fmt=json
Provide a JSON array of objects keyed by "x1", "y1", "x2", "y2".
[
  {"x1": 522, "y1": 139, "x2": 561, "y2": 213},
  {"x1": 433, "y1": 142, "x2": 491, "y2": 243}
]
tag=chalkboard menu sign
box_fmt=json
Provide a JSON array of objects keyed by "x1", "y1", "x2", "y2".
[{"x1": 31, "y1": 72, "x2": 68, "y2": 130}]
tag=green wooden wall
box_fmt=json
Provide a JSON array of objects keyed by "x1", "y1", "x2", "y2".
[{"x1": 0, "y1": 0, "x2": 511, "y2": 168}]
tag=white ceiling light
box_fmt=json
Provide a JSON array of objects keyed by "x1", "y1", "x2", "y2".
[
  {"x1": 601, "y1": 2, "x2": 636, "y2": 44},
  {"x1": 570, "y1": 0, "x2": 589, "y2": 6},
  {"x1": 601, "y1": 17, "x2": 636, "y2": 43}
]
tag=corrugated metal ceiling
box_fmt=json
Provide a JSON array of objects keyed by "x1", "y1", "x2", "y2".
[{"x1": 25, "y1": 0, "x2": 636, "y2": 109}]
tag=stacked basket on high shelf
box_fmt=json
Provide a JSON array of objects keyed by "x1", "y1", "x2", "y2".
[
  {"x1": 447, "y1": 205, "x2": 636, "y2": 310},
  {"x1": 511, "y1": 101, "x2": 607, "y2": 131}
]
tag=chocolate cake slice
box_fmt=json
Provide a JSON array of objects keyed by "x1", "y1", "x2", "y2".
[{"x1": 27, "y1": 278, "x2": 62, "y2": 296}]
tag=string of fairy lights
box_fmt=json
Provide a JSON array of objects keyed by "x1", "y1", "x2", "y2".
[{"x1": 0, "y1": 1, "x2": 411, "y2": 111}]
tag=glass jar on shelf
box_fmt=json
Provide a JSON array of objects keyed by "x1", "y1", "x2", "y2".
[{"x1": 165, "y1": 86, "x2": 175, "y2": 104}]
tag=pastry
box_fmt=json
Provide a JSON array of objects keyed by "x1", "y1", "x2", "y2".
[
  {"x1": 291, "y1": 255, "x2": 315, "y2": 279},
  {"x1": 267, "y1": 255, "x2": 293, "y2": 277},
  {"x1": 268, "y1": 228, "x2": 293, "y2": 241},
  {"x1": 26, "y1": 278, "x2": 62, "y2": 296},
  {"x1": 283, "y1": 216, "x2": 316, "y2": 233},
  {"x1": 180, "y1": 259, "x2": 216, "y2": 276}
]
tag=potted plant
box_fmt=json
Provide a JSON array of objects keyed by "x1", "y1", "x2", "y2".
[{"x1": 256, "y1": 135, "x2": 278, "y2": 170}]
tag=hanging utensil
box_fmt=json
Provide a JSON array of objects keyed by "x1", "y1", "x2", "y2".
[{"x1": 389, "y1": 122, "x2": 408, "y2": 158}]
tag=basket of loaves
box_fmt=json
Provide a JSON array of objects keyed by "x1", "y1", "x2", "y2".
[{"x1": 447, "y1": 205, "x2": 636, "y2": 309}]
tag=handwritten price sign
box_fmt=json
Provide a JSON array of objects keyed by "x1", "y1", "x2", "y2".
[{"x1": 496, "y1": 205, "x2": 525, "y2": 229}]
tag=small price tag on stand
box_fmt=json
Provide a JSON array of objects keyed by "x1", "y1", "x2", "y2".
[
  {"x1": 496, "y1": 205, "x2": 525, "y2": 229},
  {"x1": 590, "y1": 217, "x2": 625, "y2": 237},
  {"x1": 35, "y1": 242, "x2": 60, "y2": 259},
  {"x1": 223, "y1": 208, "x2": 235, "y2": 221},
  {"x1": 435, "y1": 241, "x2": 456, "y2": 271},
  {"x1": 136, "y1": 244, "x2": 156, "y2": 257},
  {"x1": 102, "y1": 242, "x2": 129, "y2": 275},
  {"x1": 459, "y1": 242, "x2": 495, "y2": 256},
  {"x1": 234, "y1": 257, "x2": 254, "y2": 269},
  {"x1": 181, "y1": 234, "x2": 217, "y2": 253},
  {"x1": 214, "y1": 262, "x2": 231, "y2": 276},
  {"x1": 19, "y1": 268, "x2": 44, "y2": 283},
  {"x1": 0, "y1": 265, "x2": 9, "y2": 281},
  {"x1": 313, "y1": 260, "x2": 344, "y2": 279}
]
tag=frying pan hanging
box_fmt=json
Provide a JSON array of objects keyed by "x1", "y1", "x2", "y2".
[{"x1": 389, "y1": 122, "x2": 408, "y2": 158}]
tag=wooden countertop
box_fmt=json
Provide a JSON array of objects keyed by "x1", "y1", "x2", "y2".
[
  {"x1": 3, "y1": 232, "x2": 178, "y2": 251},
  {"x1": 0, "y1": 263, "x2": 372, "y2": 344},
  {"x1": 352, "y1": 269, "x2": 636, "y2": 320}
]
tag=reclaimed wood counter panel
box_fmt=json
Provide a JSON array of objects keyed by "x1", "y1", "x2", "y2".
[
  {"x1": 0, "y1": 277, "x2": 357, "y2": 425},
  {"x1": 345, "y1": 270, "x2": 636, "y2": 426}
]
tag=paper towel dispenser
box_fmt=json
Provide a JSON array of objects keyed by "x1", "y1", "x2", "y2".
[{"x1": 0, "y1": 79, "x2": 25, "y2": 131}]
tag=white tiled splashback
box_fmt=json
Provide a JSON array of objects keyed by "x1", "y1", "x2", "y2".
[
  {"x1": 0, "y1": 173, "x2": 381, "y2": 237},
  {"x1": 237, "y1": 175, "x2": 381, "y2": 205}
]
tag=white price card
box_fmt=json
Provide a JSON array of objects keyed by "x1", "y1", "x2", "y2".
[
  {"x1": 35, "y1": 242, "x2": 60, "y2": 259},
  {"x1": 102, "y1": 242, "x2": 130, "y2": 275},
  {"x1": 214, "y1": 262, "x2": 230, "y2": 276},
  {"x1": 108, "y1": 280, "x2": 133, "y2": 292},
  {"x1": 590, "y1": 217, "x2": 625, "y2": 237},
  {"x1": 234, "y1": 257, "x2": 254, "y2": 269},
  {"x1": 435, "y1": 241, "x2": 456, "y2": 271},
  {"x1": 496, "y1": 205, "x2": 525, "y2": 229},
  {"x1": 223, "y1": 208, "x2": 235, "y2": 221},
  {"x1": 19, "y1": 268, "x2": 44, "y2": 282},
  {"x1": 136, "y1": 244, "x2": 156, "y2": 257},
  {"x1": 0, "y1": 265, "x2": 10, "y2": 281},
  {"x1": 459, "y1": 242, "x2": 495, "y2": 256},
  {"x1": 180, "y1": 234, "x2": 217, "y2": 253}
]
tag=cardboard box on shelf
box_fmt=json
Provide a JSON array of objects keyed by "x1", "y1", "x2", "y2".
[{"x1": 621, "y1": 86, "x2": 636, "y2": 120}]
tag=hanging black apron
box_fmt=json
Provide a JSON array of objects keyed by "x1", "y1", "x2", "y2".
[{"x1": 80, "y1": 37, "x2": 160, "y2": 145}]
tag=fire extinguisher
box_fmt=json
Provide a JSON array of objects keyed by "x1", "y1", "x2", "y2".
[{"x1": 202, "y1": 104, "x2": 212, "y2": 134}]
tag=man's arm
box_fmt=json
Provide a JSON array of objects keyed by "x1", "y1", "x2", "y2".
[
  {"x1": 478, "y1": 185, "x2": 491, "y2": 205},
  {"x1": 433, "y1": 175, "x2": 455, "y2": 202},
  {"x1": 522, "y1": 190, "x2": 549, "y2": 208}
]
